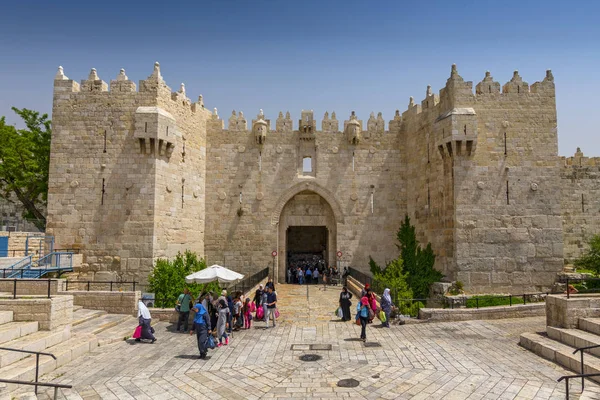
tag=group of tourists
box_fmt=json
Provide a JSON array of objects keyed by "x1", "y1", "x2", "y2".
[
  {"x1": 338, "y1": 283, "x2": 394, "y2": 341},
  {"x1": 288, "y1": 264, "x2": 346, "y2": 286}
]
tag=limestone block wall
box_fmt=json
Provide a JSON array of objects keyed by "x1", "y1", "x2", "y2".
[
  {"x1": 59, "y1": 290, "x2": 140, "y2": 315},
  {"x1": 205, "y1": 110, "x2": 405, "y2": 280},
  {"x1": 0, "y1": 231, "x2": 45, "y2": 257},
  {"x1": 0, "y1": 295, "x2": 73, "y2": 330},
  {"x1": 560, "y1": 150, "x2": 600, "y2": 262},
  {"x1": 0, "y1": 278, "x2": 66, "y2": 295},
  {"x1": 47, "y1": 64, "x2": 207, "y2": 284}
]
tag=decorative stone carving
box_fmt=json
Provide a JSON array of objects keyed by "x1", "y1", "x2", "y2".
[
  {"x1": 253, "y1": 116, "x2": 268, "y2": 145},
  {"x1": 256, "y1": 192, "x2": 264, "y2": 201},
  {"x1": 276, "y1": 146, "x2": 283, "y2": 154},
  {"x1": 238, "y1": 145, "x2": 246, "y2": 153},
  {"x1": 345, "y1": 111, "x2": 361, "y2": 145},
  {"x1": 218, "y1": 191, "x2": 227, "y2": 200},
  {"x1": 530, "y1": 182, "x2": 539, "y2": 191},
  {"x1": 350, "y1": 193, "x2": 358, "y2": 201},
  {"x1": 477, "y1": 181, "x2": 485, "y2": 190},
  {"x1": 70, "y1": 180, "x2": 79, "y2": 188},
  {"x1": 331, "y1": 146, "x2": 339, "y2": 154}
]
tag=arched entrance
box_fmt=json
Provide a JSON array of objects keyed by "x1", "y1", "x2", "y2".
[{"x1": 277, "y1": 190, "x2": 337, "y2": 283}]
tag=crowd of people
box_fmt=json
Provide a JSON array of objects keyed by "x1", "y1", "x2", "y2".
[
  {"x1": 287, "y1": 262, "x2": 348, "y2": 286},
  {"x1": 339, "y1": 283, "x2": 394, "y2": 341},
  {"x1": 134, "y1": 276, "x2": 393, "y2": 355}
]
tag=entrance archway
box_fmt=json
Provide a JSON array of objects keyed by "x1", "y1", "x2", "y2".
[{"x1": 277, "y1": 190, "x2": 337, "y2": 283}]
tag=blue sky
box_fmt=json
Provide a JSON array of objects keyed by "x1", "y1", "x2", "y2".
[{"x1": 0, "y1": 0, "x2": 598, "y2": 156}]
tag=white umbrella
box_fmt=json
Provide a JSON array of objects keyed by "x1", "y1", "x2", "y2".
[{"x1": 185, "y1": 264, "x2": 244, "y2": 285}]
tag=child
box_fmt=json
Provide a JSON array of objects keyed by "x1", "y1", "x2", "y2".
[
  {"x1": 216, "y1": 299, "x2": 230, "y2": 347},
  {"x1": 243, "y1": 298, "x2": 255, "y2": 329},
  {"x1": 233, "y1": 294, "x2": 243, "y2": 331}
]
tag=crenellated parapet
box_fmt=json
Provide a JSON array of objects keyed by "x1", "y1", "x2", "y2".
[
  {"x1": 366, "y1": 112, "x2": 384, "y2": 138},
  {"x1": 388, "y1": 110, "x2": 402, "y2": 134},
  {"x1": 53, "y1": 62, "x2": 207, "y2": 118},
  {"x1": 276, "y1": 111, "x2": 293, "y2": 133},
  {"x1": 502, "y1": 70, "x2": 529, "y2": 94},
  {"x1": 562, "y1": 148, "x2": 600, "y2": 168},
  {"x1": 321, "y1": 111, "x2": 339, "y2": 133},
  {"x1": 228, "y1": 110, "x2": 248, "y2": 132},
  {"x1": 475, "y1": 71, "x2": 500, "y2": 95},
  {"x1": 344, "y1": 111, "x2": 362, "y2": 145}
]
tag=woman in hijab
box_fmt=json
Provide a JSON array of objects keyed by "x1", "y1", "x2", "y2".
[
  {"x1": 253, "y1": 285, "x2": 264, "y2": 310},
  {"x1": 380, "y1": 288, "x2": 393, "y2": 328},
  {"x1": 339, "y1": 286, "x2": 353, "y2": 321},
  {"x1": 137, "y1": 300, "x2": 156, "y2": 343},
  {"x1": 190, "y1": 300, "x2": 211, "y2": 359},
  {"x1": 357, "y1": 296, "x2": 370, "y2": 341}
]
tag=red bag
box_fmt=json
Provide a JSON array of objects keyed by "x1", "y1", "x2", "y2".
[
  {"x1": 256, "y1": 306, "x2": 264, "y2": 319},
  {"x1": 275, "y1": 309, "x2": 280, "y2": 319},
  {"x1": 132, "y1": 325, "x2": 142, "y2": 339}
]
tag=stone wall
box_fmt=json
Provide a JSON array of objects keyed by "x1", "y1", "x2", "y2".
[
  {"x1": 0, "y1": 295, "x2": 73, "y2": 330},
  {"x1": 419, "y1": 303, "x2": 545, "y2": 322},
  {"x1": 546, "y1": 294, "x2": 600, "y2": 329},
  {"x1": 560, "y1": 149, "x2": 600, "y2": 262},
  {"x1": 59, "y1": 290, "x2": 140, "y2": 315},
  {"x1": 0, "y1": 231, "x2": 47, "y2": 257},
  {"x1": 0, "y1": 278, "x2": 66, "y2": 295}
]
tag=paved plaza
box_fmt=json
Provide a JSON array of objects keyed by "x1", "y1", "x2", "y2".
[{"x1": 31, "y1": 285, "x2": 590, "y2": 399}]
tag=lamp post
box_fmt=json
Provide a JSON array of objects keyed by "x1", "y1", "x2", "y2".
[{"x1": 271, "y1": 250, "x2": 277, "y2": 283}]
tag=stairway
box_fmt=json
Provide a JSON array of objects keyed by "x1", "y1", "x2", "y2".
[
  {"x1": 521, "y1": 317, "x2": 600, "y2": 397},
  {"x1": 0, "y1": 307, "x2": 138, "y2": 398}
]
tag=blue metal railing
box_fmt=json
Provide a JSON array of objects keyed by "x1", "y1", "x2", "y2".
[{"x1": 6, "y1": 252, "x2": 73, "y2": 279}]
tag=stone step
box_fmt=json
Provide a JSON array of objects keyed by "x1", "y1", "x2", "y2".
[
  {"x1": 71, "y1": 308, "x2": 106, "y2": 326},
  {"x1": 520, "y1": 332, "x2": 600, "y2": 383},
  {"x1": 72, "y1": 305, "x2": 83, "y2": 312},
  {"x1": 581, "y1": 384, "x2": 600, "y2": 400},
  {"x1": 96, "y1": 318, "x2": 161, "y2": 346},
  {"x1": 548, "y1": 326, "x2": 600, "y2": 358},
  {"x1": 0, "y1": 311, "x2": 13, "y2": 326},
  {"x1": 72, "y1": 313, "x2": 132, "y2": 335},
  {"x1": 0, "y1": 321, "x2": 38, "y2": 346},
  {"x1": 580, "y1": 318, "x2": 600, "y2": 336},
  {"x1": 0, "y1": 326, "x2": 70, "y2": 368},
  {"x1": 0, "y1": 333, "x2": 96, "y2": 394}
]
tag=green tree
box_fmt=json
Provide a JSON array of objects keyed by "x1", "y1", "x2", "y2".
[
  {"x1": 397, "y1": 215, "x2": 443, "y2": 299},
  {"x1": 148, "y1": 251, "x2": 218, "y2": 308},
  {"x1": 368, "y1": 256, "x2": 421, "y2": 316},
  {"x1": 574, "y1": 234, "x2": 600, "y2": 276},
  {"x1": 0, "y1": 108, "x2": 51, "y2": 230}
]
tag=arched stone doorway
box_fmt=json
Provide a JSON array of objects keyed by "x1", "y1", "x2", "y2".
[{"x1": 277, "y1": 190, "x2": 337, "y2": 283}]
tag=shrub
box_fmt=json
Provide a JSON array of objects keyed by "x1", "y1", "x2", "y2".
[
  {"x1": 148, "y1": 250, "x2": 219, "y2": 308},
  {"x1": 574, "y1": 234, "x2": 600, "y2": 276}
]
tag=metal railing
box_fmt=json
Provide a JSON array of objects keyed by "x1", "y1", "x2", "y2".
[
  {"x1": 0, "y1": 347, "x2": 62, "y2": 395},
  {"x1": 65, "y1": 280, "x2": 138, "y2": 292},
  {"x1": 558, "y1": 372, "x2": 600, "y2": 399},
  {"x1": 570, "y1": 343, "x2": 600, "y2": 393},
  {"x1": 229, "y1": 267, "x2": 269, "y2": 295},
  {"x1": 1, "y1": 278, "x2": 54, "y2": 299},
  {"x1": 0, "y1": 379, "x2": 71, "y2": 399},
  {"x1": 348, "y1": 267, "x2": 372, "y2": 287}
]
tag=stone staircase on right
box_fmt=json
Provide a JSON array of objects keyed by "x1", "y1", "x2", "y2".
[{"x1": 520, "y1": 294, "x2": 600, "y2": 398}]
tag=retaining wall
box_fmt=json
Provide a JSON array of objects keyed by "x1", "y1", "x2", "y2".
[
  {"x1": 0, "y1": 295, "x2": 73, "y2": 330},
  {"x1": 419, "y1": 303, "x2": 545, "y2": 321},
  {"x1": 546, "y1": 293, "x2": 600, "y2": 329}
]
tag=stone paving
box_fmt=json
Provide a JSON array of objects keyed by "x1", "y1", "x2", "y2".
[{"x1": 31, "y1": 284, "x2": 593, "y2": 399}]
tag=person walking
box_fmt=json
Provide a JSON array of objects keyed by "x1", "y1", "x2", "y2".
[
  {"x1": 176, "y1": 288, "x2": 192, "y2": 333},
  {"x1": 266, "y1": 277, "x2": 276, "y2": 292},
  {"x1": 243, "y1": 297, "x2": 255, "y2": 329},
  {"x1": 261, "y1": 288, "x2": 269, "y2": 322},
  {"x1": 339, "y1": 286, "x2": 353, "y2": 321},
  {"x1": 136, "y1": 300, "x2": 156, "y2": 343},
  {"x1": 253, "y1": 285, "x2": 264, "y2": 310},
  {"x1": 190, "y1": 301, "x2": 211, "y2": 359},
  {"x1": 380, "y1": 288, "x2": 393, "y2": 328},
  {"x1": 305, "y1": 268, "x2": 312, "y2": 284},
  {"x1": 313, "y1": 268, "x2": 319, "y2": 284},
  {"x1": 233, "y1": 293, "x2": 243, "y2": 331},
  {"x1": 216, "y1": 299, "x2": 229, "y2": 347},
  {"x1": 265, "y1": 287, "x2": 277, "y2": 328},
  {"x1": 357, "y1": 297, "x2": 370, "y2": 342}
]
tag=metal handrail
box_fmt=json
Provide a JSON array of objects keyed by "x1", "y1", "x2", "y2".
[
  {"x1": 571, "y1": 344, "x2": 600, "y2": 392},
  {"x1": 0, "y1": 347, "x2": 57, "y2": 395},
  {"x1": 557, "y1": 372, "x2": 600, "y2": 399},
  {"x1": 64, "y1": 280, "x2": 138, "y2": 292}
]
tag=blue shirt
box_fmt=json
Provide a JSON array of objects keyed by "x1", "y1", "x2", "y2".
[
  {"x1": 193, "y1": 303, "x2": 208, "y2": 324},
  {"x1": 266, "y1": 292, "x2": 277, "y2": 309}
]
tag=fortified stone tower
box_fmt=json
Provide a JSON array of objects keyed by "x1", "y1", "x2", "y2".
[{"x1": 48, "y1": 63, "x2": 210, "y2": 282}]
